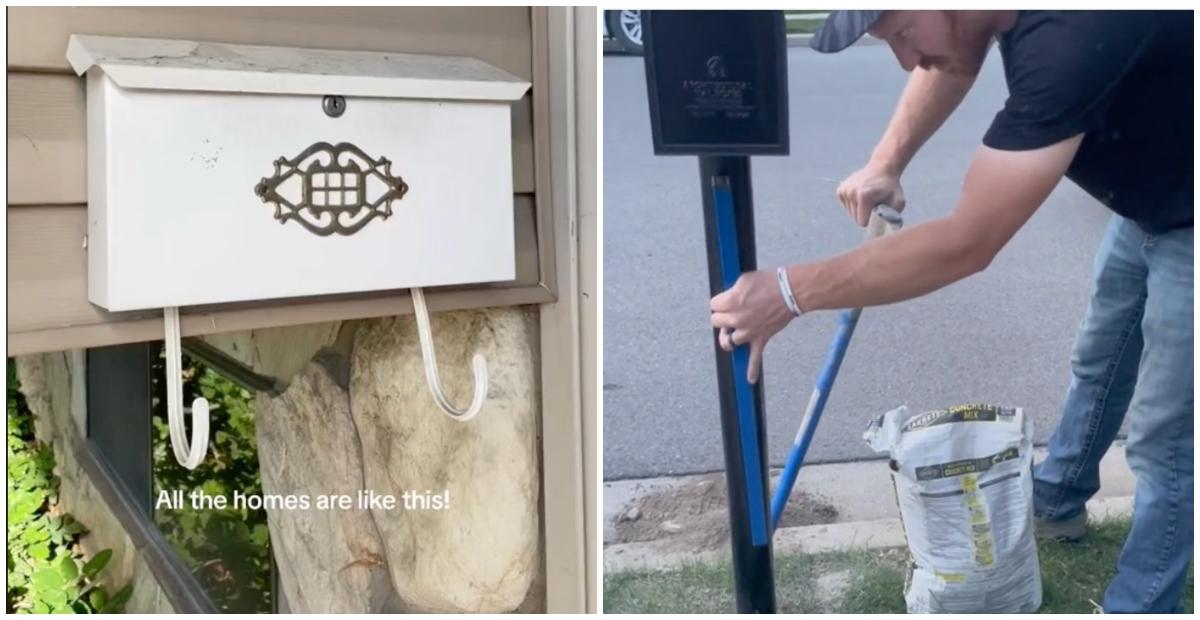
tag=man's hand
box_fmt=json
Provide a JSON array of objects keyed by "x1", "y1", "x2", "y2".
[
  {"x1": 709, "y1": 270, "x2": 796, "y2": 384},
  {"x1": 836, "y1": 163, "x2": 905, "y2": 226},
  {"x1": 835, "y1": 66, "x2": 978, "y2": 225}
]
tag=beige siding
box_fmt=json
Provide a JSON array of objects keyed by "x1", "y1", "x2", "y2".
[
  {"x1": 6, "y1": 7, "x2": 551, "y2": 353},
  {"x1": 534, "y1": 7, "x2": 595, "y2": 613},
  {"x1": 7, "y1": 73, "x2": 86, "y2": 205},
  {"x1": 574, "y1": 8, "x2": 600, "y2": 612}
]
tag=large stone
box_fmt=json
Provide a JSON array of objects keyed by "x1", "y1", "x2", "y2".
[
  {"x1": 203, "y1": 321, "x2": 341, "y2": 385},
  {"x1": 254, "y1": 362, "x2": 394, "y2": 613},
  {"x1": 350, "y1": 307, "x2": 540, "y2": 613}
]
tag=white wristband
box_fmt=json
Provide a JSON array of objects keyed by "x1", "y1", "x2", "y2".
[{"x1": 776, "y1": 267, "x2": 802, "y2": 317}]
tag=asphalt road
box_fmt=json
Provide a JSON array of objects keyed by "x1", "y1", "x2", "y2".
[{"x1": 603, "y1": 45, "x2": 1113, "y2": 480}]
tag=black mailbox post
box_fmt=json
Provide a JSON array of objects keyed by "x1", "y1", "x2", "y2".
[{"x1": 643, "y1": 10, "x2": 788, "y2": 614}]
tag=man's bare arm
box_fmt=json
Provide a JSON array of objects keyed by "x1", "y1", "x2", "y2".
[
  {"x1": 837, "y1": 67, "x2": 978, "y2": 224},
  {"x1": 792, "y1": 136, "x2": 1084, "y2": 311},
  {"x1": 870, "y1": 66, "x2": 978, "y2": 174}
]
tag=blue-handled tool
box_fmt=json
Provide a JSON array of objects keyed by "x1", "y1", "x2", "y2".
[{"x1": 770, "y1": 205, "x2": 903, "y2": 530}]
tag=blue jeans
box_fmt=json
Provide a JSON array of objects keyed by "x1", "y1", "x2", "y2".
[{"x1": 1033, "y1": 215, "x2": 1194, "y2": 613}]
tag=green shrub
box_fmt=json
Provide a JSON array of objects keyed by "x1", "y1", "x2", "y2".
[
  {"x1": 150, "y1": 351, "x2": 272, "y2": 613},
  {"x1": 6, "y1": 360, "x2": 132, "y2": 614}
]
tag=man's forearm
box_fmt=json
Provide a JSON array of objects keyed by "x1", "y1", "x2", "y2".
[
  {"x1": 870, "y1": 67, "x2": 977, "y2": 174},
  {"x1": 793, "y1": 137, "x2": 1082, "y2": 313},
  {"x1": 786, "y1": 217, "x2": 985, "y2": 312}
]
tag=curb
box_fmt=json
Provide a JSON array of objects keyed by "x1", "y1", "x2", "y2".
[{"x1": 604, "y1": 495, "x2": 1135, "y2": 574}]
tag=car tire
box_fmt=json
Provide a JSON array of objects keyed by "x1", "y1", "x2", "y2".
[{"x1": 606, "y1": 10, "x2": 644, "y2": 56}]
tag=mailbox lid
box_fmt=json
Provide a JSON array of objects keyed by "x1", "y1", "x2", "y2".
[{"x1": 66, "y1": 34, "x2": 531, "y2": 101}]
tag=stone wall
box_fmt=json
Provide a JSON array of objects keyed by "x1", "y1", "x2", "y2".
[
  {"x1": 14, "y1": 352, "x2": 176, "y2": 613},
  {"x1": 13, "y1": 306, "x2": 544, "y2": 614},
  {"x1": 248, "y1": 308, "x2": 543, "y2": 613}
]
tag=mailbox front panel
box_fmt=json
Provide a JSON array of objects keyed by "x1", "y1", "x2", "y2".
[
  {"x1": 87, "y1": 73, "x2": 517, "y2": 312},
  {"x1": 644, "y1": 10, "x2": 789, "y2": 156}
]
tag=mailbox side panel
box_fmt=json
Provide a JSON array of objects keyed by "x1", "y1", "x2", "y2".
[
  {"x1": 97, "y1": 86, "x2": 517, "y2": 311},
  {"x1": 85, "y1": 72, "x2": 113, "y2": 309}
]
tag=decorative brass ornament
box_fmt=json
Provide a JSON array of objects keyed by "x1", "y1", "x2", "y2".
[{"x1": 254, "y1": 142, "x2": 409, "y2": 237}]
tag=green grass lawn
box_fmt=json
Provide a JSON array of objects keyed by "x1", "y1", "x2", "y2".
[{"x1": 604, "y1": 519, "x2": 1194, "y2": 614}]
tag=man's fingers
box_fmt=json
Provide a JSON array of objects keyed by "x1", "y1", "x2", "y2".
[
  {"x1": 839, "y1": 185, "x2": 857, "y2": 218},
  {"x1": 719, "y1": 330, "x2": 764, "y2": 383},
  {"x1": 713, "y1": 275, "x2": 751, "y2": 312},
  {"x1": 854, "y1": 201, "x2": 872, "y2": 227},
  {"x1": 848, "y1": 189, "x2": 868, "y2": 225},
  {"x1": 747, "y1": 341, "x2": 765, "y2": 384},
  {"x1": 718, "y1": 328, "x2": 733, "y2": 352},
  {"x1": 710, "y1": 312, "x2": 736, "y2": 329},
  {"x1": 710, "y1": 290, "x2": 732, "y2": 312},
  {"x1": 716, "y1": 327, "x2": 755, "y2": 352}
]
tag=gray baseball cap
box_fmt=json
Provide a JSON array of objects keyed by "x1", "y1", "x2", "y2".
[{"x1": 810, "y1": 10, "x2": 885, "y2": 53}]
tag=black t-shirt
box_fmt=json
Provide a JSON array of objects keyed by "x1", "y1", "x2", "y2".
[{"x1": 983, "y1": 11, "x2": 1193, "y2": 234}]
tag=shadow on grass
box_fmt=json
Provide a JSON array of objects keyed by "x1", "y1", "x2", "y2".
[{"x1": 604, "y1": 519, "x2": 1194, "y2": 614}]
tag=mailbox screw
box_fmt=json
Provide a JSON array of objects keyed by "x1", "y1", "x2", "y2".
[{"x1": 323, "y1": 95, "x2": 346, "y2": 118}]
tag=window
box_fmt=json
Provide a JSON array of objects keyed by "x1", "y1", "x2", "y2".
[{"x1": 85, "y1": 342, "x2": 276, "y2": 613}]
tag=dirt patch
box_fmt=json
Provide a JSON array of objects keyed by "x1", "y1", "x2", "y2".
[{"x1": 609, "y1": 473, "x2": 838, "y2": 552}]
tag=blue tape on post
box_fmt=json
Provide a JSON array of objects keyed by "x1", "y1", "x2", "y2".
[{"x1": 711, "y1": 179, "x2": 769, "y2": 547}]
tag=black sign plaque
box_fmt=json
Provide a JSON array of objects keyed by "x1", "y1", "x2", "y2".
[{"x1": 644, "y1": 11, "x2": 789, "y2": 156}]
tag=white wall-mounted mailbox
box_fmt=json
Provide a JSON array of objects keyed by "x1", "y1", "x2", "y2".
[
  {"x1": 68, "y1": 35, "x2": 531, "y2": 312},
  {"x1": 69, "y1": 35, "x2": 527, "y2": 468}
]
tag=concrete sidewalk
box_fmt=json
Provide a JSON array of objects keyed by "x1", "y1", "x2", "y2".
[{"x1": 605, "y1": 444, "x2": 1136, "y2": 573}]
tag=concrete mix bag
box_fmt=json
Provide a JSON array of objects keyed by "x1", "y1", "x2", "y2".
[{"x1": 864, "y1": 404, "x2": 1042, "y2": 614}]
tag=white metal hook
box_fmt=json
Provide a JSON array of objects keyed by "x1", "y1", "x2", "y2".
[
  {"x1": 163, "y1": 307, "x2": 210, "y2": 469},
  {"x1": 410, "y1": 288, "x2": 488, "y2": 421}
]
